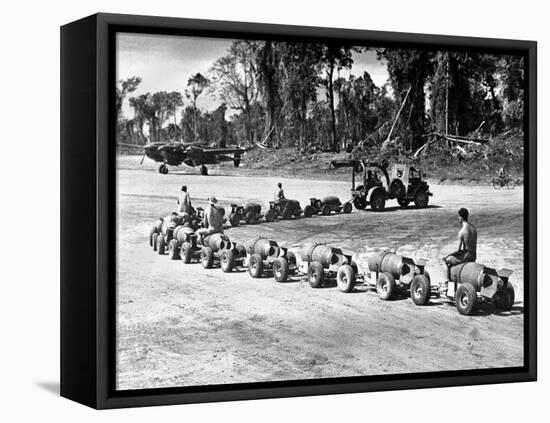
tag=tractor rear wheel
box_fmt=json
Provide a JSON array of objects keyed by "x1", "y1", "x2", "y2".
[
  {"x1": 308, "y1": 261, "x2": 324, "y2": 288},
  {"x1": 337, "y1": 264, "x2": 356, "y2": 293},
  {"x1": 201, "y1": 247, "x2": 214, "y2": 269},
  {"x1": 410, "y1": 274, "x2": 431, "y2": 305},
  {"x1": 265, "y1": 209, "x2": 277, "y2": 222},
  {"x1": 229, "y1": 213, "x2": 240, "y2": 227},
  {"x1": 157, "y1": 235, "x2": 166, "y2": 255},
  {"x1": 273, "y1": 258, "x2": 289, "y2": 282},
  {"x1": 376, "y1": 272, "x2": 396, "y2": 300},
  {"x1": 220, "y1": 249, "x2": 235, "y2": 273},
  {"x1": 248, "y1": 254, "x2": 264, "y2": 278},
  {"x1": 180, "y1": 242, "x2": 192, "y2": 263},
  {"x1": 282, "y1": 208, "x2": 293, "y2": 220},
  {"x1": 370, "y1": 190, "x2": 386, "y2": 211},
  {"x1": 245, "y1": 211, "x2": 256, "y2": 224},
  {"x1": 455, "y1": 283, "x2": 478, "y2": 315},
  {"x1": 414, "y1": 190, "x2": 429, "y2": 208}
]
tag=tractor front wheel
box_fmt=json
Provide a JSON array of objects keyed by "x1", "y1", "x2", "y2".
[
  {"x1": 157, "y1": 234, "x2": 166, "y2": 255},
  {"x1": 180, "y1": 242, "x2": 192, "y2": 263}
]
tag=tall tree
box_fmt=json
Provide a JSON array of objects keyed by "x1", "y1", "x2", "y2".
[
  {"x1": 185, "y1": 72, "x2": 210, "y2": 140},
  {"x1": 378, "y1": 48, "x2": 432, "y2": 151},
  {"x1": 116, "y1": 76, "x2": 141, "y2": 121},
  {"x1": 210, "y1": 41, "x2": 259, "y2": 144},
  {"x1": 321, "y1": 44, "x2": 355, "y2": 152}
]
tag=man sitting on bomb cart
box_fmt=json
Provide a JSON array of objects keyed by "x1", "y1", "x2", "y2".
[
  {"x1": 444, "y1": 207, "x2": 478, "y2": 279},
  {"x1": 197, "y1": 196, "x2": 225, "y2": 246}
]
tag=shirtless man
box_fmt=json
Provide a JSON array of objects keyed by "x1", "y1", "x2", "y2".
[
  {"x1": 445, "y1": 208, "x2": 477, "y2": 278},
  {"x1": 197, "y1": 196, "x2": 225, "y2": 245},
  {"x1": 275, "y1": 182, "x2": 285, "y2": 201}
]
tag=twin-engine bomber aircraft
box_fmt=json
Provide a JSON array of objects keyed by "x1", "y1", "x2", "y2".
[{"x1": 118, "y1": 141, "x2": 248, "y2": 175}]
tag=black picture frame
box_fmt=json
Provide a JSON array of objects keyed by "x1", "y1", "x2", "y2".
[{"x1": 60, "y1": 12, "x2": 537, "y2": 409}]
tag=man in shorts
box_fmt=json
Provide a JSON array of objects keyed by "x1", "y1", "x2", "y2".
[
  {"x1": 197, "y1": 196, "x2": 225, "y2": 246},
  {"x1": 444, "y1": 207, "x2": 478, "y2": 279}
]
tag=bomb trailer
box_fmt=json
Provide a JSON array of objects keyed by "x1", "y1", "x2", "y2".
[
  {"x1": 365, "y1": 250, "x2": 435, "y2": 305},
  {"x1": 330, "y1": 159, "x2": 432, "y2": 211},
  {"x1": 243, "y1": 237, "x2": 297, "y2": 282},
  {"x1": 149, "y1": 207, "x2": 204, "y2": 254},
  {"x1": 177, "y1": 232, "x2": 246, "y2": 273},
  {"x1": 298, "y1": 243, "x2": 359, "y2": 293},
  {"x1": 442, "y1": 261, "x2": 515, "y2": 315},
  {"x1": 303, "y1": 196, "x2": 352, "y2": 217}
]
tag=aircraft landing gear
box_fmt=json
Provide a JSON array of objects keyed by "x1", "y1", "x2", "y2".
[
  {"x1": 159, "y1": 164, "x2": 169, "y2": 174},
  {"x1": 200, "y1": 165, "x2": 208, "y2": 176}
]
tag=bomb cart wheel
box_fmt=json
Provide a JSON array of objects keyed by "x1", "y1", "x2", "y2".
[
  {"x1": 376, "y1": 272, "x2": 396, "y2": 300},
  {"x1": 201, "y1": 246, "x2": 214, "y2": 269},
  {"x1": 342, "y1": 202, "x2": 352, "y2": 214},
  {"x1": 149, "y1": 227, "x2": 158, "y2": 247},
  {"x1": 414, "y1": 189, "x2": 429, "y2": 208},
  {"x1": 455, "y1": 283, "x2": 478, "y2": 315},
  {"x1": 308, "y1": 261, "x2": 324, "y2": 288},
  {"x1": 235, "y1": 243, "x2": 247, "y2": 259},
  {"x1": 337, "y1": 264, "x2": 356, "y2": 293},
  {"x1": 497, "y1": 284, "x2": 515, "y2": 311},
  {"x1": 169, "y1": 239, "x2": 180, "y2": 260},
  {"x1": 229, "y1": 213, "x2": 240, "y2": 227},
  {"x1": 157, "y1": 234, "x2": 166, "y2": 255},
  {"x1": 220, "y1": 249, "x2": 235, "y2": 273},
  {"x1": 321, "y1": 205, "x2": 331, "y2": 216},
  {"x1": 152, "y1": 233, "x2": 158, "y2": 251},
  {"x1": 410, "y1": 274, "x2": 431, "y2": 305},
  {"x1": 248, "y1": 253, "x2": 264, "y2": 278},
  {"x1": 180, "y1": 242, "x2": 193, "y2": 263},
  {"x1": 273, "y1": 257, "x2": 289, "y2": 282}
]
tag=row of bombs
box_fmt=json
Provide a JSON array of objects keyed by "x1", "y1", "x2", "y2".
[
  {"x1": 227, "y1": 196, "x2": 352, "y2": 227},
  {"x1": 149, "y1": 225, "x2": 516, "y2": 316}
]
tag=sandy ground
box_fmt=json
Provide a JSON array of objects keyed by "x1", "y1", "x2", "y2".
[{"x1": 116, "y1": 156, "x2": 525, "y2": 390}]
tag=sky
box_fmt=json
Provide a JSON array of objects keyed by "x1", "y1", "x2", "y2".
[{"x1": 116, "y1": 32, "x2": 390, "y2": 120}]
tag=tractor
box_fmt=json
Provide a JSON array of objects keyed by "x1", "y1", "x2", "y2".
[
  {"x1": 149, "y1": 208, "x2": 204, "y2": 255},
  {"x1": 366, "y1": 250, "x2": 434, "y2": 305},
  {"x1": 298, "y1": 243, "x2": 359, "y2": 293},
  {"x1": 442, "y1": 260, "x2": 515, "y2": 315},
  {"x1": 264, "y1": 199, "x2": 303, "y2": 222},
  {"x1": 303, "y1": 196, "x2": 352, "y2": 217},
  {"x1": 228, "y1": 202, "x2": 262, "y2": 226},
  {"x1": 243, "y1": 237, "x2": 297, "y2": 282},
  {"x1": 330, "y1": 159, "x2": 432, "y2": 211}
]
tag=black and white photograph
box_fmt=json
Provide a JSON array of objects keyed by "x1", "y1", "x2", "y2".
[{"x1": 115, "y1": 30, "x2": 527, "y2": 391}]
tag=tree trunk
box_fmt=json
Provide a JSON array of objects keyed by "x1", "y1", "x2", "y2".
[{"x1": 328, "y1": 63, "x2": 337, "y2": 152}]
